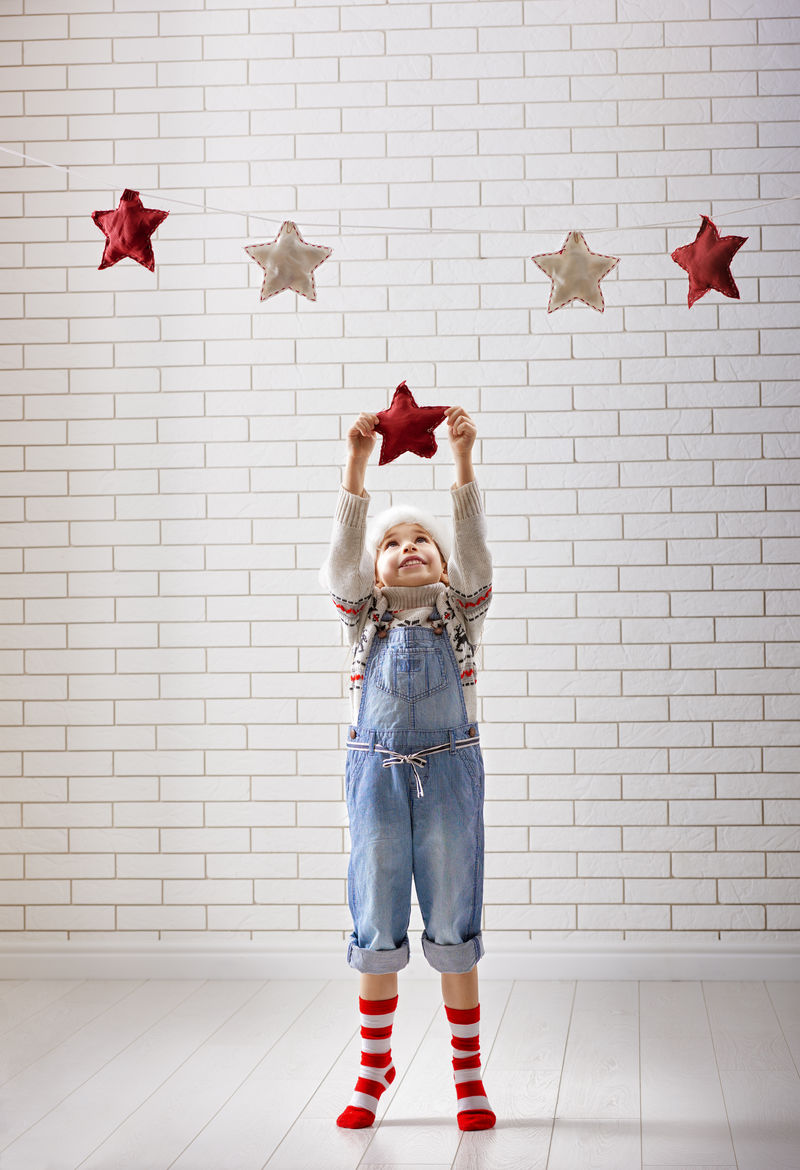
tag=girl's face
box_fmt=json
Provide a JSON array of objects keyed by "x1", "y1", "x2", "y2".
[{"x1": 375, "y1": 522, "x2": 447, "y2": 589}]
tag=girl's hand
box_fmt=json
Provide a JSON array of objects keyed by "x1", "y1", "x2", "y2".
[
  {"x1": 446, "y1": 405, "x2": 477, "y2": 456},
  {"x1": 346, "y1": 412, "x2": 379, "y2": 463}
]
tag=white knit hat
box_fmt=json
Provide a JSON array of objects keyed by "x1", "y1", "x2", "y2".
[{"x1": 366, "y1": 504, "x2": 451, "y2": 563}]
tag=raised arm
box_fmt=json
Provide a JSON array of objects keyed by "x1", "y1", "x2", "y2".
[
  {"x1": 324, "y1": 413, "x2": 380, "y2": 642},
  {"x1": 443, "y1": 406, "x2": 492, "y2": 644},
  {"x1": 342, "y1": 411, "x2": 378, "y2": 497},
  {"x1": 448, "y1": 404, "x2": 476, "y2": 489}
]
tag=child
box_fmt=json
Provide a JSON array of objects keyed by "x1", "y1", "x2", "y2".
[{"x1": 321, "y1": 404, "x2": 495, "y2": 1132}]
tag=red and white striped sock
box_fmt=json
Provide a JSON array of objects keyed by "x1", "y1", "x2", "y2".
[
  {"x1": 336, "y1": 993, "x2": 398, "y2": 1129},
  {"x1": 444, "y1": 1002, "x2": 496, "y2": 1131}
]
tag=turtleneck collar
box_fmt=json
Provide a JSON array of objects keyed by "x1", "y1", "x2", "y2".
[{"x1": 380, "y1": 581, "x2": 447, "y2": 612}]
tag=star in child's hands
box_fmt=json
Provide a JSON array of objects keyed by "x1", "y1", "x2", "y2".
[
  {"x1": 375, "y1": 382, "x2": 449, "y2": 465},
  {"x1": 92, "y1": 189, "x2": 169, "y2": 272},
  {"x1": 245, "y1": 220, "x2": 332, "y2": 301},
  {"x1": 670, "y1": 215, "x2": 747, "y2": 308},
  {"x1": 531, "y1": 230, "x2": 619, "y2": 313}
]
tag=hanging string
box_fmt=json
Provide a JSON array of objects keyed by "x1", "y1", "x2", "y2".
[{"x1": 2, "y1": 143, "x2": 799, "y2": 238}]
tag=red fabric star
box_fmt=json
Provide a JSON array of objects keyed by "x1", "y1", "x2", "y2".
[
  {"x1": 671, "y1": 215, "x2": 747, "y2": 308},
  {"x1": 375, "y1": 382, "x2": 449, "y2": 466},
  {"x1": 92, "y1": 189, "x2": 169, "y2": 272}
]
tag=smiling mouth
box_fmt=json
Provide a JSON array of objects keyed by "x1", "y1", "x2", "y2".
[{"x1": 400, "y1": 557, "x2": 424, "y2": 567}]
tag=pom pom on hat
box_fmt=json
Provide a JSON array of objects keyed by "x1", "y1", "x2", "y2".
[{"x1": 366, "y1": 504, "x2": 451, "y2": 563}]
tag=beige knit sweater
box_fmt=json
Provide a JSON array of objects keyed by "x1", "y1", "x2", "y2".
[{"x1": 324, "y1": 479, "x2": 492, "y2": 724}]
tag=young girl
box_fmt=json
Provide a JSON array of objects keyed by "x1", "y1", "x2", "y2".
[{"x1": 322, "y1": 404, "x2": 495, "y2": 1132}]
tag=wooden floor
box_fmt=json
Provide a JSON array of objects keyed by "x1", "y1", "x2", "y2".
[{"x1": 0, "y1": 978, "x2": 799, "y2": 1170}]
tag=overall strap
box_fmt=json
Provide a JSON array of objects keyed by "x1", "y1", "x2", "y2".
[
  {"x1": 375, "y1": 604, "x2": 450, "y2": 637},
  {"x1": 375, "y1": 610, "x2": 394, "y2": 638},
  {"x1": 429, "y1": 605, "x2": 446, "y2": 635}
]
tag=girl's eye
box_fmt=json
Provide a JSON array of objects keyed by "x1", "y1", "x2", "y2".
[
  {"x1": 385, "y1": 539, "x2": 397, "y2": 548},
  {"x1": 416, "y1": 536, "x2": 427, "y2": 543}
]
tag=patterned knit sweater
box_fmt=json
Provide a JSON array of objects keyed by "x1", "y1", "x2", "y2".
[{"x1": 324, "y1": 479, "x2": 493, "y2": 724}]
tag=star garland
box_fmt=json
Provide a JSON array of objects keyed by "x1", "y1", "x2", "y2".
[
  {"x1": 86, "y1": 195, "x2": 744, "y2": 312},
  {"x1": 2, "y1": 147, "x2": 793, "y2": 311}
]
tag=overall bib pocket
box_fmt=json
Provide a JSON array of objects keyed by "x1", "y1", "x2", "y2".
[{"x1": 373, "y1": 643, "x2": 448, "y2": 702}]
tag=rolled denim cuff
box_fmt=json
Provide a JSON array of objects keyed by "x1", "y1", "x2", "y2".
[
  {"x1": 420, "y1": 930, "x2": 484, "y2": 973},
  {"x1": 346, "y1": 934, "x2": 410, "y2": 973}
]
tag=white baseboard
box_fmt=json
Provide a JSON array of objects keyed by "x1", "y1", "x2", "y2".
[{"x1": 1, "y1": 943, "x2": 798, "y2": 981}]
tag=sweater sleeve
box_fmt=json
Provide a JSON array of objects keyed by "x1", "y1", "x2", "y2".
[
  {"x1": 324, "y1": 484, "x2": 377, "y2": 644},
  {"x1": 445, "y1": 478, "x2": 493, "y2": 647}
]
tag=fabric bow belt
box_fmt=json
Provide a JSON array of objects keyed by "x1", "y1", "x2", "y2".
[{"x1": 347, "y1": 733, "x2": 480, "y2": 798}]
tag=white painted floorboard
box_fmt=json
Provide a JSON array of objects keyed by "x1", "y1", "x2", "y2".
[{"x1": 0, "y1": 979, "x2": 798, "y2": 1170}]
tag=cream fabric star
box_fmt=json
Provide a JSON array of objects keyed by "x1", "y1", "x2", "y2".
[
  {"x1": 531, "y1": 230, "x2": 619, "y2": 313},
  {"x1": 245, "y1": 220, "x2": 332, "y2": 301}
]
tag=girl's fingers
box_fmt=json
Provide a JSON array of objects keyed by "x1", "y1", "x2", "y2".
[
  {"x1": 448, "y1": 406, "x2": 474, "y2": 432},
  {"x1": 352, "y1": 413, "x2": 378, "y2": 437},
  {"x1": 450, "y1": 416, "x2": 475, "y2": 436}
]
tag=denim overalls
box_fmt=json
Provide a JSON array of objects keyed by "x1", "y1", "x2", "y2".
[{"x1": 344, "y1": 605, "x2": 486, "y2": 974}]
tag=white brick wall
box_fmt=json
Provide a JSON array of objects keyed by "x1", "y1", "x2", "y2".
[{"x1": 1, "y1": 0, "x2": 799, "y2": 955}]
